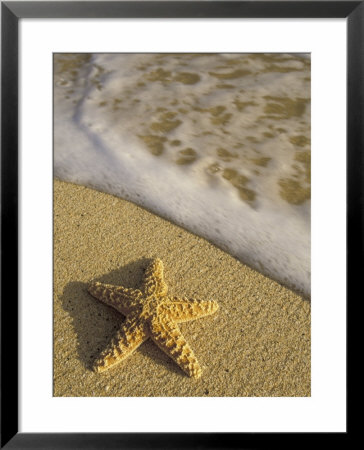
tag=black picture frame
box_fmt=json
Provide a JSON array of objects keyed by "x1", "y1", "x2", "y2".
[{"x1": 1, "y1": 1, "x2": 358, "y2": 448}]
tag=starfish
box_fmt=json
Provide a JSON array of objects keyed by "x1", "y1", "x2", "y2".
[{"x1": 88, "y1": 259, "x2": 219, "y2": 378}]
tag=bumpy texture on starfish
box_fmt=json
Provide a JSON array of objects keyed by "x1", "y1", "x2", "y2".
[{"x1": 88, "y1": 259, "x2": 219, "y2": 378}]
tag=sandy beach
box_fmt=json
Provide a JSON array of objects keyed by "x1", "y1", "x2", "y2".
[{"x1": 53, "y1": 179, "x2": 310, "y2": 397}]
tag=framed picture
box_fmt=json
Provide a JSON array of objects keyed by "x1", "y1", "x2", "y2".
[{"x1": 2, "y1": 1, "x2": 357, "y2": 448}]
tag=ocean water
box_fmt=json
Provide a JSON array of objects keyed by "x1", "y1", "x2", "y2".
[{"x1": 54, "y1": 53, "x2": 311, "y2": 296}]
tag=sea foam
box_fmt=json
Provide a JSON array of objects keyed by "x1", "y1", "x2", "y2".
[{"x1": 54, "y1": 53, "x2": 311, "y2": 296}]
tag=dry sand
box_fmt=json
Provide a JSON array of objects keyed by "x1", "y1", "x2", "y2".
[{"x1": 54, "y1": 179, "x2": 310, "y2": 397}]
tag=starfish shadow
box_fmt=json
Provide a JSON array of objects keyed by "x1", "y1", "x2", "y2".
[{"x1": 59, "y1": 258, "x2": 186, "y2": 377}]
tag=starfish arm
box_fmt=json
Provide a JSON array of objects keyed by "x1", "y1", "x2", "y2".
[
  {"x1": 88, "y1": 281, "x2": 142, "y2": 315},
  {"x1": 94, "y1": 314, "x2": 148, "y2": 373},
  {"x1": 163, "y1": 297, "x2": 219, "y2": 323},
  {"x1": 142, "y1": 259, "x2": 168, "y2": 297},
  {"x1": 149, "y1": 314, "x2": 202, "y2": 379}
]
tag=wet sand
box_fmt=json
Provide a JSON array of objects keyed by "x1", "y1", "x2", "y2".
[{"x1": 53, "y1": 179, "x2": 310, "y2": 397}]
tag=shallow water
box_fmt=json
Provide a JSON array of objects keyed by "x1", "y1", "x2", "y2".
[{"x1": 54, "y1": 53, "x2": 311, "y2": 295}]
